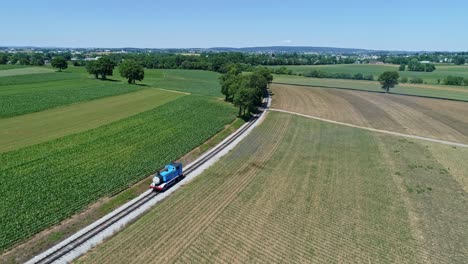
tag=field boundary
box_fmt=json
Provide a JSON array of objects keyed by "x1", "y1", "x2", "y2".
[
  {"x1": 270, "y1": 108, "x2": 468, "y2": 148},
  {"x1": 272, "y1": 82, "x2": 468, "y2": 103}
]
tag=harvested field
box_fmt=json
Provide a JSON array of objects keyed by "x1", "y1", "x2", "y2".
[
  {"x1": 0, "y1": 88, "x2": 183, "y2": 153},
  {"x1": 271, "y1": 83, "x2": 468, "y2": 144},
  {"x1": 77, "y1": 112, "x2": 468, "y2": 264},
  {"x1": 273, "y1": 75, "x2": 468, "y2": 101}
]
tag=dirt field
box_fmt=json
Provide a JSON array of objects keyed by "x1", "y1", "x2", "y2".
[
  {"x1": 271, "y1": 83, "x2": 468, "y2": 144},
  {"x1": 76, "y1": 112, "x2": 468, "y2": 264}
]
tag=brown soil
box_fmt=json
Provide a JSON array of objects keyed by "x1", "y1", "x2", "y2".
[{"x1": 271, "y1": 83, "x2": 468, "y2": 144}]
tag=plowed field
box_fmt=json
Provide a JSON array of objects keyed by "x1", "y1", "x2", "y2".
[{"x1": 271, "y1": 83, "x2": 468, "y2": 144}]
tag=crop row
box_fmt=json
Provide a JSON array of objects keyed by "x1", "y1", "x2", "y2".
[
  {"x1": 0, "y1": 74, "x2": 144, "y2": 118},
  {"x1": 0, "y1": 95, "x2": 237, "y2": 252},
  {"x1": 76, "y1": 111, "x2": 290, "y2": 263}
]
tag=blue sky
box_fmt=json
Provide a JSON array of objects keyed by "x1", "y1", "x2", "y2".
[{"x1": 1, "y1": 0, "x2": 467, "y2": 51}]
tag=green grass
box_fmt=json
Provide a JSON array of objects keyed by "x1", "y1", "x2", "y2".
[
  {"x1": 143, "y1": 69, "x2": 223, "y2": 97},
  {"x1": 0, "y1": 67, "x2": 54, "y2": 77},
  {"x1": 270, "y1": 64, "x2": 468, "y2": 85},
  {"x1": 0, "y1": 89, "x2": 183, "y2": 153},
  {"x1": 0, "y1": 74, "x2": 143, "y2": 118},
  {"x1": 0, "y1": 65, "x2": 28, "y2": 70},
  {"x1": 274, "y1": 74, "x2": 468, "y2": 101},
  {"x1": 0, "y1": 72, "x2": 79, "y2": 86},
  {"x1": 0, "y1": 67, "x2": 223, "y2": 118},
  {"x1": 0, "y1": 95, "x2": 237, "y2": 252}
]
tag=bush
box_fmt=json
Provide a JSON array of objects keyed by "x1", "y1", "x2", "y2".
[
  {"x1": 444, "y1": 76, "x2": 464, "y2": 86},
  {"x1": 364, "y1": 74, "x2": 374, "y2": 81},
  {"x1": 303, "y1": 70, "x2": 372, "y2": 81},
  {"x1": 271, "y1": 66, "x2": 294, "y2": 75},
  {"x1": 353, "y1": 73, "x2": 364, "y2": 80},
  {"x1": 400, "y1": 76, "x2": 408, "y2": 83},
  {"x1": 303, "y1": 69, "x2": 326, "y2": 78},
  {"x1": 409, "y1": 77, "x2": 424, "y2": 84}
]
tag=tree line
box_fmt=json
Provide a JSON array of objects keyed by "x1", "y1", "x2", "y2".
[
  {"x1": 0, "y1": 52, "x2": 73, "y2": 66},
  {"x1": 383, "y1": 54, "x2": 467, "y2": 65},
  {"x1": 1, "y1": 51, "x2": 466, "y2": 72},
  {"x1": 220, "y1": 67, "x2": 272, "y2": 117},
  {"x1": 84, "y1": 57, "x2": 144, "y2": 84},
  {"x1": 303, "y1": 69, "x2": 374, "y2": 81},
  {"x1": 48, "y1": 56, "x2": 145, "y2": 84},
  {"x1": 399, "y1": 59, "x2": 436, "y2": 72}
]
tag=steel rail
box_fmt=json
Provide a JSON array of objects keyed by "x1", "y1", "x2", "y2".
[{"x1": 31, "y1": 93, "x2": 269, "y2": 264}]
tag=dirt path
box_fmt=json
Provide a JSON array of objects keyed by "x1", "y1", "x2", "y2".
[
  {"x1": 271, "y1": 83, "x2": 468, "y2": 144},
  {"x1": 270, "y1": 108, "x2": 468, "y2": 148}
]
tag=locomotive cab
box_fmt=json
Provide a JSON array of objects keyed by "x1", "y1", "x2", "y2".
[{"x1": 150, "y1": 162, "x2": 183, "y2": 191}]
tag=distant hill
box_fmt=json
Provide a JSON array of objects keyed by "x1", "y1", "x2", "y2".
[{"x1": 207, "y1": 46, "x2": 374, "y2": 54}]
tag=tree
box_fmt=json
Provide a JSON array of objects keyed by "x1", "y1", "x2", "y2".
[
  {"x1": 119, "y1": 60, "x2": 144, "y2": 84},
  {"x1": 19, "y1": 58, "x2": 30, "y2": 65},
  {"x1": 378, "y1": 71, "x2": 399, "y2": 93},
  {"x1": 219, "y1": 66, "x2": 241, "y2": 102},
  {"x1": 353, "y1": 73, "x2": 364, "y2": 80},
  {"x1": 233, "y1": 84, "x2": 257, "y2": 117},
  {"x1": 86, "y1": 61, "x2": 99, "y2": 79},
  {"x1": 454, "y1": 56, "x2": 466, "y2": 65},
  {"x1": 398, "y1": 64, "x2": 406, "y2": 71},
  {"x1": 63, "y1": 52, "x2": 72, "y2": 61},
  {"x1": 255, "y1": 67, "x2": 273, "y2": 85},
  {"x1": 85, "y1": 57, "x2": 116, "y2": 80},
  {"x1": 247, "y1": 69, "x2": 271, "y2": 105},
  {"x1": 31, "y1": 53, "x2": 45, "y2": 66},
  {"x1": 51, "y1": 56, "x2": 68, "y2": 71},
  {"x1": 95, "y1": 57, "x2": 115, "y2": 80},
  {"x1": 0, "y1": 53, "x2": 8, "y2": 64},
  {"x1": 444, "y1": 76, "x2": 464, "y2": 86},
  {"x1": 423, "y1": 63, "x2": 436, "y2": 72}
]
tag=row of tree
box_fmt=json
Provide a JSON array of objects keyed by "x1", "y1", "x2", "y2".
[
  {"x1": 303, "y1": 70, "x2": 374, "y2": 81},
  {"x1": 49, "y1": 56, "x2": 144, "y2": 84},
  {"x1": 103, "y1": 52, "x2": 361, "y2": 73},
  {"x1": 443, "y1": 76, "x2": 468, "y2": 86},
  {"x1": 2, "y1": 51, "x2": 466, "y2": 72},
  {"x1": 0, "y1": 52, "x2": 76, "y2": 66},
  {"x1": 400, "y1": 76, "x2": 423, "y2": 84},
  {"x1": 378, "y1": 71, "x2": 468, "y2": 92},
  {"x1": 383, "y1": 54, "x2": 467, "y2": 65},
  {"x1": 85, "y1": 57, "x2": 144, "y2": 84},
  {"x1": 220, "y1": 67, "x2": 273, "y2": 117},
  {"x1": 399, "y1": 59, "x2": 436, "y2": 72}
]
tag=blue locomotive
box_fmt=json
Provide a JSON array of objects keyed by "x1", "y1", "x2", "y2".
[{"x1": 150, "y1": 162, "x2": 184, "y2": 191}]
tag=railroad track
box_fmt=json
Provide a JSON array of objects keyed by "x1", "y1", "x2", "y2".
[{"x1": 29, "y1": 93, "x2": 270, "y2": 264}]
